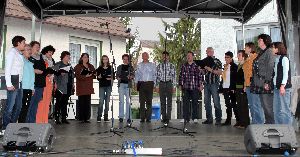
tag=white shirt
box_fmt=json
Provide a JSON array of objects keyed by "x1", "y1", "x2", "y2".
[
  {"x1": 222, "y1": 64, "x2": 231, "y2": 88},
  {"x1": 5, "y1": 48, "x2": 24, "y2": 87}
]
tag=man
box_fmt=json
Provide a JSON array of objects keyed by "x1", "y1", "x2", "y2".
[
  {"x1": 179, "y1": 51, "x2": 204, "y2": 123},
  {"x1": 202, "y1": 47, "x2": 223, "y2": 125},
  {"x1": 3, "y1": 36, "x2": 26, "y2": 131},
  {"x1": 52, "y1": 51, "x2": 75, "y2": 124},
  {"x1": 26, "y1": 41, "x2": 46, "y2": 123},
  {"x1": 220, "y1": 51, "x2": 238, "y2": 126},
  {"x1": 134, "y1": 52, "x2": 156, "y2": 123},
  {"x1": 156, "y1": 51, "x2": 176, "y2": 124},
  {"x1": 117, "y1": 54, "x2": 134, "y2": 123}
]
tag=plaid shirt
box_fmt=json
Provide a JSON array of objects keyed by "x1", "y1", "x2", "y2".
[
  {"x1": 204, "y1": 57, "x2": 222, "y2": 84},
  {"x1": 179, "y1": 62, "x2": 204, "y2": 90},
  {"x1": 156, "y1": 62, "x2": 176, "y2": 86}
]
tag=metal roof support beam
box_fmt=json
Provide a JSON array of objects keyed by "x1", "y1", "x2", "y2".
[
  {"x1": 112, "y1": 0, "x2": 138, "y2": 11},
  {"x1": 44, "y1": 0, "x2": 63, "y2": 10},
  {"x1": 176, "y1": 0, "x2": 181, "y2": 11},
  {"x1": 242, "y1": 0, "x2": 251, "y2": 12},
  {"x1": 181, "y1": 0, "x2": 211, "y2": 11},
  {"x1": 217, "y1": 0, "x2": 240, "y2": 12},
  {"x1": 82, "y1": 0, "x2": 107, "y2": 11},
  {"x1": 34, "y1": 0, "x2": 43, "y2": 10},
  {"x1": 147, "y1": 0, "x2": 175, "y2": 12}
]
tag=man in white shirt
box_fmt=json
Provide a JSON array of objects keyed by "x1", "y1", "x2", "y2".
[{"x1": 3, "y1": 36, "x2": 26, "y2": 131}]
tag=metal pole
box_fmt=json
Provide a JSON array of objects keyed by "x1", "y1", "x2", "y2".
[
  {"x1": 242, "y1": 23, "x2": 245, "y2": 49},
  {"x1": 0, "y1": 0, "x2": 7, "y2": 54},
  {"x1": 31, "y1": 15, "x2": 36, "y2": 41},
  {"x1": 286, "y1": 0, "x2": 295, "y2": 76}
]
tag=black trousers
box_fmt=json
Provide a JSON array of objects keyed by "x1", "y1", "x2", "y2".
[
  {"x1": 54, "y1": 90, "x2": 69, "y2": 121},
  {"x1": 18, "y1": 89, "x2": 32, "y2": 123},
  {"x1": 78, "y1": 95, "x2": 91, "y2": 121},
  {"x1": 159, "y1": 82, "x2": 173, "y2": 121},
  {"x1": 236, "y1": 89, "x2": 250, "y2": 126},
  {"x1": 259, "y1": 94, "x2": 274, "y2": 124},
  {"x1": 138, "y1": 81, "x2": 154, "y2": 120},
  {"x1": 182, "y1": 89, "x2": 200, "y2": 121},
  {"x1": 223, "y1": 89, "x2": 239, "y2": 122}
]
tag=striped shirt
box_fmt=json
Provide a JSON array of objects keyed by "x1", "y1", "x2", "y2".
[
  {"x1": 156, "y1": 61, "x2": 176, "y2": 86},
  {"x1": 204, "y1": 57, "x2": 222, "y2": 84},
  {"x1": 179, "y1": 62, "x2": 204, "y2": 90}
]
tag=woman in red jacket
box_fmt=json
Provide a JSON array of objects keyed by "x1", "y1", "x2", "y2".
[{"x1": 74, "y1": 53, "x2": 95, "y2": 123}]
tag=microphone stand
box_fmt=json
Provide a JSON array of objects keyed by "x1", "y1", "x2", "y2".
[{"x1": 98, "y1": 22, "x2": 123, "y2": 137}]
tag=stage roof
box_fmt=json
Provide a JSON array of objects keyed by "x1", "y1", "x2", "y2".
[{"x1": 18, "y1": 0, "x2": 271, "y2": 23}]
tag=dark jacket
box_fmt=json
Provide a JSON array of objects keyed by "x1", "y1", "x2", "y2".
[
  {"x1": 275, "y1": 55, "x2": 292, "y2": 89},
  {"x1": 220, "y1": 61, "x2": 238, "y2": 91},
  {"x1": 53, "y1": 61, "x2": 75, "y2": 95},
  {"x1": 95, "y1": 65, "x2": 114, "y2": 87},
  {"x1": 74, "y1": 63, "x2": 95, "y2": 96},
  {"x1": 250, "y1": 47, "x2": 275, "y2": 94},
  {"x1": 29, "y1": 54, "x2": 46, "y2": 88},
  {"x1": 116, "y1": 64, "x2": 134, "y2": 88}
]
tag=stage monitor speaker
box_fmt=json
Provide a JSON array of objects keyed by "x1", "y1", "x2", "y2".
[
  {"x1": 3, "y1": 123, "x2": 56, "y2": 152},
  {"x1": 244, "y1": 124, "x2": 298, "y2": 155}
]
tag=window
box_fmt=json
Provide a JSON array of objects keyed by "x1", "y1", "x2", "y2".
[
  {"x1": 236, "y1": 28, "x2": 264, "y2": 51},
  {"x1": 85, "y1": 45, "x2": 97, "y2": 67},
  {"x1": 69, "y1": 43, "x2": 81, "y2": 67},
  {"x1": 270, "y1": 27, "x2": 282, "y2": 42}
]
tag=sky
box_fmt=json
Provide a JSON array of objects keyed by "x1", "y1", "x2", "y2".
[{"x1": 131, "y1": 17, "x2": 178, "y2": 41}]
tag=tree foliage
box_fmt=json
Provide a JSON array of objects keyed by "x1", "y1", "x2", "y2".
[{"x1": 153, "y1": 17, "x2": 201, "y2": 75}]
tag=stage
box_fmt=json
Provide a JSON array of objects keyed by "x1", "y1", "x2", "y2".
[{"x1": 1, "y1": 119, "x2": 299, "y2": 157}]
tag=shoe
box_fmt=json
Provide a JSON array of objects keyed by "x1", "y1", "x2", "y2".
[
  {"x1": 215, "y1": 121, "x2": 221, "y2": 126},
  {"x1": 180, "y1": 119, "x2": 185, "y2": 123},
  {"x1": 104, "y1": 118, "x2": 109, "y2": 123},
  {"x1": 62, "y1": 120, "x2": 70, "y2": 124},
  {"x1": 237, "y1": 125, "x2": 246, "y2": 129},
  {"x1": 221, "y1": 121, "x2": 231, "y2": 126},
  {"x1": 127, "y1": 119, "x2": 132, "y2": 124},
  {"x1": 97, "y1": 117, "x2": 101, "y2": 123},
  {"x1": 233, "y1": 123, "x2": 240, "y2": 127},
  {"x1": 165, "y1": 119, "x2": 169, "y2": 124},
  {"x1": 193, "y1": 119, "x2": 199, "y2": 124},
  {"x1": 119, "y1": 118, "x2": 123, "y2": 123},
  {"x1": 0, "y1": 129, "x2": 5, "y2": 136},
  {"x1": 55, "y1": 119, "x2": 62, "y2": 124},
  {"x1": 146, "y1": 119, "x2": 151, "y2": 123},
  {"x1": 202, "y1": 120, "x2": 213, "y2": 124},
  {"x1": 140, "y1": 119, "x2": 145, "y2": 123},
  {"x1": 84, "y1": 120, "x2": 90, "y2": 123}
]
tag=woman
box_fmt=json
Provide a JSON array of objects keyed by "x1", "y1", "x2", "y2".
[
  {"x1": 36, "y1": 45, "x2": 55, "y2": 123},
  {"x1": 74, "y1": 53, "x2": 95, "y2": 123},
  {"x1": 235, "y1": 50, "x2": 250, "y2": 128},
  {"x1": 271, "y1": 42, "x2": 293, "y2": 124},
  {"x1": 250, "y1": 34, "x2": 275, "y2": 124},
  {"x1": 18, "y1": 44, "x2": 35, "y2": 123},
  {"x1": 96, "y1": 55, "x2": 113, "y2": 122},
  {"x1": 243, "y1": 42, "x2": 265, "y2": 124},
  {"x1": 53, "y1": 51, "x2": 75, "y2": 124}
]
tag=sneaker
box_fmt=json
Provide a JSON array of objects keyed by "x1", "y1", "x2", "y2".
[
  {"x1": 202, "y1": 120, "x2": 213, "y2": 124},
  {"x1": 84, "y1": 120, "x2": 90, "y2": 123},
  {"x1": 127, "y1": 119, "x2": 132, "y2": 124},
  {"x1": 193, "y1": 119, "x2": 199, "y2": 124},
  {"x1": 180, "y1": 119, "x2": 185, "y2": 123},
  {"x1": 119, "y1": 118, "x2": 123, "y2": 123},
  {"x1": 104, "y1": 118, "x2": 110, "y2": 123},
  {"x1": 221, "y1": 121, "x2": 231, "y2": 126},
  {"x1": 0, "y1": 129, "x2": 5, "y2": 136},
  {"x1": 97, "y1": 117, "x2": 101, "y2": 123}
]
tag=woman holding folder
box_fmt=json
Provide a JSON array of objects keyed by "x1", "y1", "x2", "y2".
[{"x1": 74, "y1": 53, "x2": 95, "y2": 123}]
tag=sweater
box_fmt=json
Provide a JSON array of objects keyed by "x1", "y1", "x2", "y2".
[{"x1": 74, "y1": 63, "x2": 95, "y2": 96}]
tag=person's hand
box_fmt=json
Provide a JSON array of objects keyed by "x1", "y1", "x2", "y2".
[
  {"x1": 128, "y1": 75, "x2": 134, "y2": 80},
  {"x1": 264, "y1": 83, "x2": 270, "y2": 91},
  {"x1": 199, "y1": 84, "x2": 204, "y2": 91},
  {"x1": 7, "y1": 86, "x2": 15, "y2": 91},
  {"x1": 243, "y1": 87, "x2": 246, "y2": 92},
  {"x1": 204, "y1": 66, "x2": 213, "y2": 72},
  {"x1": 280, "y1": 85, "x2": 286, "y2": 96},
  {"x1": 86, "y1": 74, "x2": 93, "y2": 77},
  {"x1": 47, "y1": 74, "x2": 53, "y2": 77},
  {"x1": 231, "y1": 90, "x2": 235, "y2": 93},
  {"x1": 32, "y1": 90, "x2": 35, "y2": 96},
  {"x1": 54, "y1": 83, "x2": 57, "y2": 91},
  {"x1": 98, "y1": 74, "x2": 102, "y2": 79},
  {"x1": 172, "y1": 88, "x2": 176, "y2": 93},
  {"x1": 35, "y1": 69, "x2": 43, "y2": 74},
  {"x1": 155, "y1": 87, "x2": 159, "y2": 93}
]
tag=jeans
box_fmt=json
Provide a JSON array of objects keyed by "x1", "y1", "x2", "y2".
[
  {"x1": 118, "y1": 83, "x2": 131, "y2": 120},
  {"x1": 246, "y1": 87, "x2": 265, "y2": 124},
  {"x1": 204, "y1": 83, "x2": 222, "y2": 122},
  {"x1": 273, "y1": 88, "x2": 293, "y2": 124},
  {"x1": 98, "y1": 86, "x2": 112, "y2": 118},
  {"x1": 26, "y1": 87, "x2": 44, "y2": 123},
  {"x1": 3, "y1": 88, "x2": 23, "y2": 129}
]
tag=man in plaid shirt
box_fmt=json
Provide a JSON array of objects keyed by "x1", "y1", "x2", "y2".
[{"x1": 179, "y1": 51, "x2": 204, "y2": 123}]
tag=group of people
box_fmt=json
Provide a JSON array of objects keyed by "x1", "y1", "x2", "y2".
[{"x1": 3, "y1": 33, "x2": 293, "y2": 132}]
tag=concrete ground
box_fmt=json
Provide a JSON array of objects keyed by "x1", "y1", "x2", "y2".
[{"x1": 1, "y1": 119, "x2": 299, "y2": 157}]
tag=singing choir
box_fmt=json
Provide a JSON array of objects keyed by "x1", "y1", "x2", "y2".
[{"x1": 2, "y1": 34, "x2": 294, "y2": 133}]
